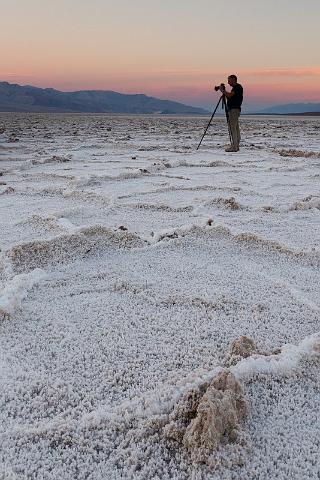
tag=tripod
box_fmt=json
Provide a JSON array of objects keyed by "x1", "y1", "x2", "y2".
[{"x1": 196, "y1": 94, "x2": 233, "y2": 150}]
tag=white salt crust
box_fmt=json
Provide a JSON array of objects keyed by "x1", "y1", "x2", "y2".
[{"x1": 0, "y1": 113, "x2": 319, "y2": 479}]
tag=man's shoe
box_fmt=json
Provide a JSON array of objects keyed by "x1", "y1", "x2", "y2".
[{"x1": 225, "y1": 146, "x2": 239, "y2": 152}]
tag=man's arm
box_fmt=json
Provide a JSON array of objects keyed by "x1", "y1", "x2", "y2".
[
  {"x1": 223, "y1": 90, "x2": 234, "y2": 99},
  {"x1": 219, "y1": 85, "x2": 234, "y2": 98}
]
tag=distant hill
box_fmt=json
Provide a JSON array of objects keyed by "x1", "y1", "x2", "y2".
[
  {"x1": 259, "y1": 102, "x2": 320, "y2": 115},
  {"x1": 0, "y1": 81, "x2": 209, "y2": 115}
]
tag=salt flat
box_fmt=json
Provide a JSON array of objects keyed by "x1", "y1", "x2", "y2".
[{"x1": 0, "y1": 113, "x2": 319, "y2": 479}]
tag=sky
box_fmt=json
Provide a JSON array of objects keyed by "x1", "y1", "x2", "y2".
[{"x1": 1, "y1": 0, "x2": 319, "y2": 111}]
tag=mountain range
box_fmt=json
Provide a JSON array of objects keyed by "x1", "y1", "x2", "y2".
[
  {"x1": 0, "y1": 81, "x2": 208, "y2": 115},
  {"x1": 0, "y1": 81, "x2": 319, "y2": 115},
  {"x1": 259, "y1": 102, "x2": 320, "y2": 115}
]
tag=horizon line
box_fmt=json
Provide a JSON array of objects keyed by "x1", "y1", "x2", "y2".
[{"x1": 0, "y1": 79, "x2": 319, "y2": 112}]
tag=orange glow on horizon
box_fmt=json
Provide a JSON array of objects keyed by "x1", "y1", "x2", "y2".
[{"x1": 1, "y1": 66, "x2": 319, "y2": 109}]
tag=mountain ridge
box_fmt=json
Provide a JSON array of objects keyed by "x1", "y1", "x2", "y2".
[
  {"x1": 1, "y1": 81, "x2": 319, "y2": 115},
  {"x1": 0, "y1": 81, "x2": 209, "y2": 115},
  {"x1": 258, "y1": 102, "x2": 320, "y2": 114}
]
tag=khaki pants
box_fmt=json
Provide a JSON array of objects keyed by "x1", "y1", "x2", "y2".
[{"x1": 228, "y1": 108, "x2": 241, "y2": 149}]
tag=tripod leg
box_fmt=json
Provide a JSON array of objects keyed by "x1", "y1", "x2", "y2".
[{"x1": 196, "y1": 95, "x2": 223, "y2": 150}]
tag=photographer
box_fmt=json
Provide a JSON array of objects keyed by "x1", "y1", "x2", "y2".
[{"x1": 219, "y1": 75, "x2": 243, "y2": 152}]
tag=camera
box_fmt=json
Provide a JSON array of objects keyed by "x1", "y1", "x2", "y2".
[{"x1": 214, "y1": 83, "x2": 225, "y2": 91}]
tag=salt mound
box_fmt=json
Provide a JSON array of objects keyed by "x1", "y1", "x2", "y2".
[
  {"x1": 163, "y1": 382, "x2": 209, "y2": 443},
  {"x1": 7, "y1": 226, "x2": 146, "y2": 272},
  {"x1": 0, "y1": 186, "x2": 15, "y2": 195},
  {"x1": 205, "y1": 196, "x2": 242, "y2": 210},
  {"x1": 0, "y1": 269, "x2": 46, "y2": 318},
  {"x1": 289, "y1": 195, "x2": 320, "y2": 211},
  {"x1": 234, "y1": 232, "x2": 301, "y2": 256},
  {"x1": 164, "y1": 371, "x2": 247, "y2": 463},
  {"x1": 278, "y1": 149, "x2": 320, "y2": 159},
  {"x1": 226, "y1": 335, "x2": 259, "y2": 366},
  {"x1": 32, "y1": 155, "x2": 71, "y2": 165}
]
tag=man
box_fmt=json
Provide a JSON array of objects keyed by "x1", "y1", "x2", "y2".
[{"x1": 220, "y1": 75, "x2": 243, "y2": 152}]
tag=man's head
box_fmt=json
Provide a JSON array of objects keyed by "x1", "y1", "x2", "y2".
[{"x1": 228, "y1": 75, "x2": 237, "y2": 87}]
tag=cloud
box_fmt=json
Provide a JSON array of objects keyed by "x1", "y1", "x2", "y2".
[
  {"x1": 243, "y1": 67, "x2": 320, "y2": 77},
  {"x1": 0, "y1": 72, "x2": 19, "y2": 76},
  {"x1": 0, "y1": 72, "x2": 35, "y2": 78}
]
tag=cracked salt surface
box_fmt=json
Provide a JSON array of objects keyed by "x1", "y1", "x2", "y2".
[{"x1": 0, "y1": 113, "x2": 320, "y2": 479}]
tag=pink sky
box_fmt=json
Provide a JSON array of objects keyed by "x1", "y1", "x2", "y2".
[{"x1": 1, "y1": 0, "x2": 319, "y2": 111}]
